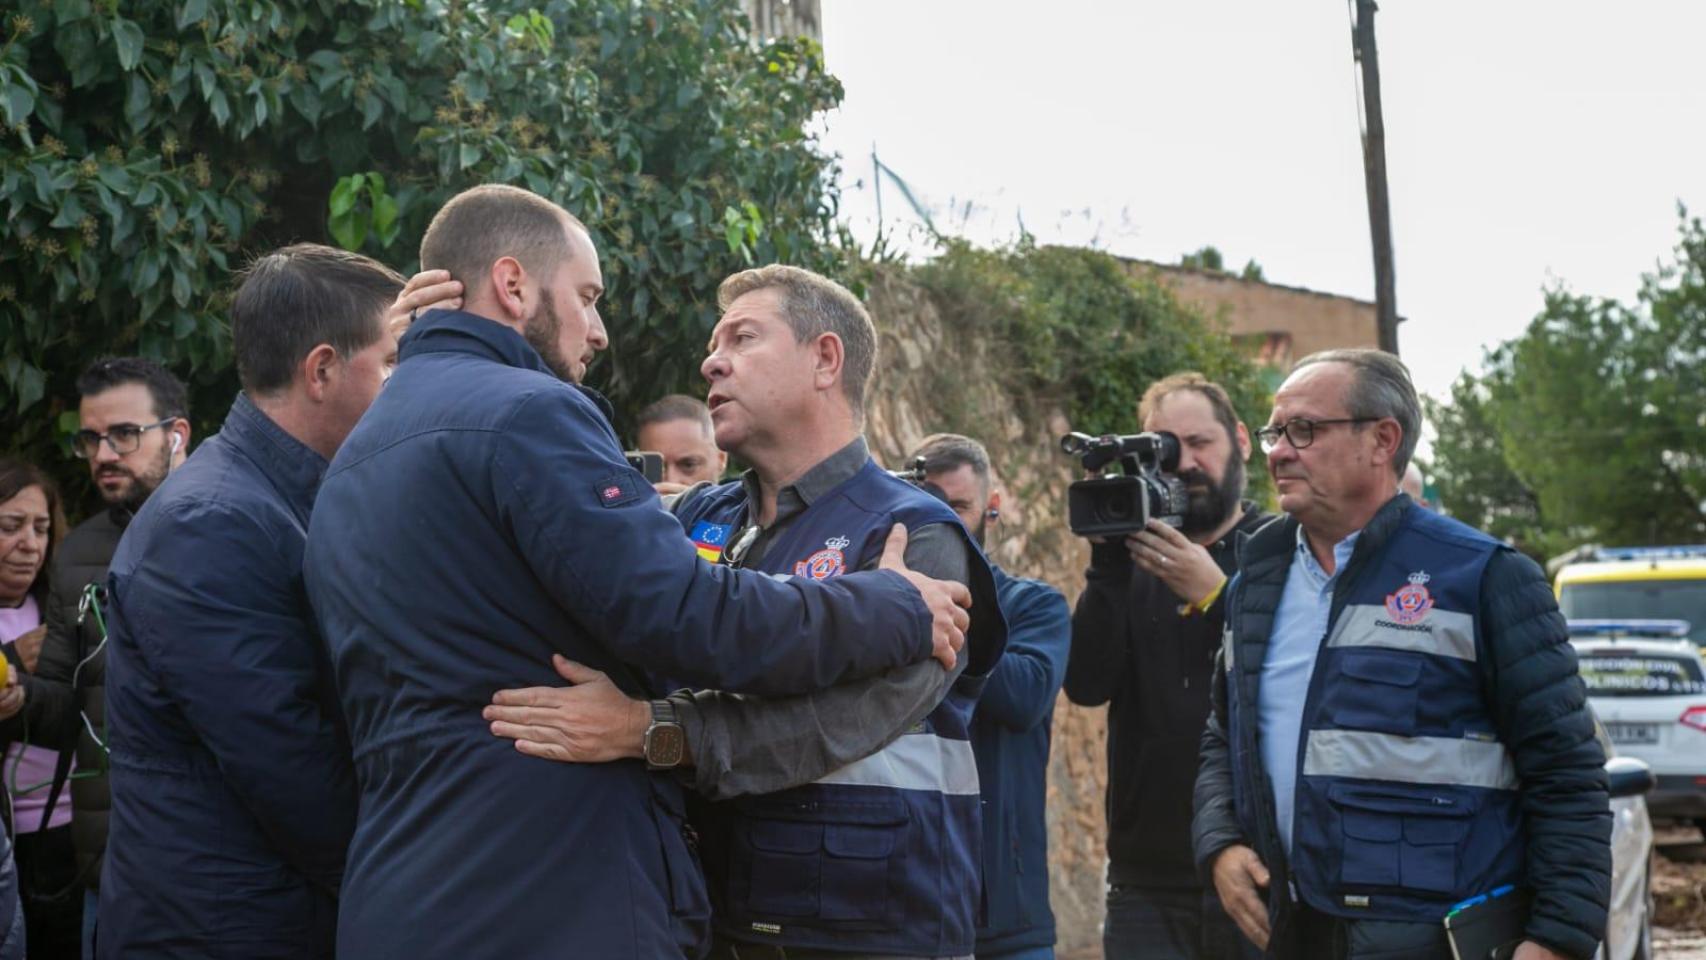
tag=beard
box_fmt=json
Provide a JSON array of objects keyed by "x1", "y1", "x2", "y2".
[
  {"x1": 1178, "y1": 446, "x2": 1245, "y2": 537},
  {"x1": 524, "y1": 288, "x2": 578, "y2": 383},
  {"x1": 97, "y1": 443, "x2": 172, "y2": 512}
]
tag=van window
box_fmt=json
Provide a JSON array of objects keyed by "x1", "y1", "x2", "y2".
[{"x1": 1559, "y1": 579, "x2": 1706, "y2": 647}]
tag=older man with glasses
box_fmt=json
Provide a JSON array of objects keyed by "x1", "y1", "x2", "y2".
[{"x1": 1191, "y1": 349, "x2": 1611, "y2": 960}]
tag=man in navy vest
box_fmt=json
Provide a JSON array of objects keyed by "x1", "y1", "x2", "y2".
[
  {"x1": 485, "y1": 264, "x2": 1007, "y2": 960},
  {"x1": 1191, "y1": 350, "x2": 1611, "y2": 960},
  {"x1": 305, "y1": 188, "x2": 975, "y2": 960},
  {"x1": 910, "y1": 432, "x2": 1070, "y2": 960}
]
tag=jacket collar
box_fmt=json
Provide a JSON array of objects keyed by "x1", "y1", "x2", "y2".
[
  {"x1": 1237, "y1": 493, "x2": 1412, "y2": 586},
  {"x1": 399, "y1": 308, "x2": 616, "y2": 421},
  {"x1": 220, "y1": 392, "x2": 327, "y2": 522}
]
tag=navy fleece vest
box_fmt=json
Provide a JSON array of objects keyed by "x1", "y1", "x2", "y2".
[
  {"x1": 676, "y1": 459, "x2": 1006, "y2": 956},
  {"x1": 1228, "y1": 506, "x2": 1521, "y2": 923}
]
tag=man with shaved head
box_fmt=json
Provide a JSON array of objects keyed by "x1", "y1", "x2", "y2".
[{"x1": 304, "y1": 185, "x2": 975, "y2": 960}]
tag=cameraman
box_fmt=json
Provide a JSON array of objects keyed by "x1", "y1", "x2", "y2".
[{"x1": 1065, "y1": 373, "x2": 1271, "y2": 960}]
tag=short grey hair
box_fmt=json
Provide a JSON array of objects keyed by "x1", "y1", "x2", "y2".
[
  {"x1": 909, "y1": 433, "x2": 991, "y2": 495},
  {"x1": 636, "y1": 394, "x2": 713, "y2": 437},
  {"x1": 1293, "y1": 348, "x2": 1420, "y2": 478},
  {"x1": 717, "y1": 265, "x2": 877, "y2": 416}
]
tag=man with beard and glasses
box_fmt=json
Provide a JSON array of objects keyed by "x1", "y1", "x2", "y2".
[
  {"x1": 912, "y1": 433, "x2": 1070, "y2": 960},
  {"x1": 17, "y1": 358, "x2": 190, "y2": 958},
  {"x1": 1065, "y1": 372, "x2": 1272, "y2": 960},
  {"x1": 304, "y1": 186, "x2": 975, "y2": 959}
]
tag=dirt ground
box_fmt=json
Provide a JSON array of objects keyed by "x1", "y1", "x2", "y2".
[
  {"x1": 1058, "y1": 825, "x2": 1706, "y2": 959},
  {"x1": 1656, "y1": 824, "x2": 1706, "y2": 959}
]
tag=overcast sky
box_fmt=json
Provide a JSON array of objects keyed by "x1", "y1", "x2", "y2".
[{"x1": 816, "y1": 0, "x2": 1706, "y2": 401}]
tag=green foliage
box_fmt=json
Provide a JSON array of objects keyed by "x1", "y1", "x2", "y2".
[
  {"x1": 0, "y1": 0, "x2": 846, "y2": 506},
  {"x1": 1430, "y1": 207, "x2": 1706, "y2": 555},
  {"x1": 1180, "y1": 244, "x2": 1265, "y2": 283},
  {"x1": 912, "y1": 239, "x2": 1272, "y2": 498},
  {"x1": 1179, "y1": 245, "x2": 1224, "y2": 272},
  {"x1": 1423, "y1": 373, "x2": 1555, "y2": 555}
]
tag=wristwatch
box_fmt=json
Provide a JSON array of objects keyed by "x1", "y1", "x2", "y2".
[{"x1": 643, "y1": 698, "x2": 686, "y2": 770}]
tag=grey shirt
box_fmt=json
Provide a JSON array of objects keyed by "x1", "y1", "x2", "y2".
[{"x1": 666, "y1": 436, "x2": 973, "y2": 800}]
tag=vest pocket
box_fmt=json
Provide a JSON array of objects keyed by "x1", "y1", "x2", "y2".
[
  {"x1": 747, "y1": 821, "x2": 825, "y2": 917},
  {"x1": 1323, "y1": 650, "x2": 1422, "y2": 733},
  {"x1": 821, "y1": 825, "x2": 897, "y2": 920},
  {"x1": 1329, "y1": 785, "x2": 1470, "y2": 897},
  {"x1": 737, "y1": 796, "x2": 908, "y2": 926}
]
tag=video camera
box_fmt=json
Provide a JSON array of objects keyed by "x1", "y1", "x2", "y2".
[{"x1": 1060, "y1": 431, "x2": 1188, "y2": 537}]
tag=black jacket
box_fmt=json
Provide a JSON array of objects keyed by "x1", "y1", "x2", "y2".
[
  {"x1": 0, "y1": 505, "x2": 125, "y2": 890},
  {"x1": 1065, "y1": 505, "x2": 1272, "y2": 888},
  {"x1": 1192, "y1": 496, "x2": 1611, "y2": 960}
]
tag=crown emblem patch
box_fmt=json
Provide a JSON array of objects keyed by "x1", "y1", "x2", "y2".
[
  {"x1": 794, "y1": 535, "x2": 851, "y2": 580},
  {"x1": 1384, "y1": 570, "x2": 1435, "y2": 625}
]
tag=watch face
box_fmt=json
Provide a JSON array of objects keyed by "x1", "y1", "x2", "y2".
[{"x1": 646, "y1": 725, "x2": 686, "y2": 768}]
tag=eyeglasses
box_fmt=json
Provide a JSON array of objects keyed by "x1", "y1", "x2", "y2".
[
  {"x1": 71, "y1": 419, "x2": 175, "y2": 459},
  {"x1": 1255, "y1": 417, "x2": 1380, "y2": 453}
]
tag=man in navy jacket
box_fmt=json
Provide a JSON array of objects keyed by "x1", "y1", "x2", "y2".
[
  {"x1": 304, "y1": 185, "x2": 972, "y2": 960},
  {"x1": 100, "y1": 245, "x2": 405, "y2": 958},
  {"x1": 913, "y1": 434, "x2": 1071, "y2": 960}
]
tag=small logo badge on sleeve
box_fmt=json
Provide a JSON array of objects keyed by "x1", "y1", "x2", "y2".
[{"x1": 594, "y1": 473, "x2": 640, "y2": 508}]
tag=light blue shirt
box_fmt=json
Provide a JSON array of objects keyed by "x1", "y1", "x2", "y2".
[{"x1": 1259, "y1": 524, "x2": 1360, "y2": 855}]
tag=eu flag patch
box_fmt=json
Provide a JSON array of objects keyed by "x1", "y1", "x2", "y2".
[
  {"x1": 690, "y1": 521, "x2": 733, "y2": 563},
  {"x1": 594, "y1": 472, "x2": 641, "y2": 508}
]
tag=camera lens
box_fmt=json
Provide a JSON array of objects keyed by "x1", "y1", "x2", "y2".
[{"x1": 1100, "y1": 496, "x2": 1134, "y2": 523}]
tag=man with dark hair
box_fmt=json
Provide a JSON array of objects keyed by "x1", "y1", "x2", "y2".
[
  {"x1": 99, "y1": 243, "x2": 404, "y2": 959},
  {"x1": 636, "y1": 394, "x2": 726, "y2": 488},
  {"x1": 1193, "y1": 349, "x2": 1609, "y2": 960},
  {"x1": 305, "y1": 186, "x2": 975, "y2": 959},
  {"x1": 1067, "y1": 372, "x2": 1271, "y2": 960},
  {"x1": 911, "y1": 432, "x2": 1070, "y2": 960},
  {"x1": 9, "y1": 357, "x2": 191, "y2": 959}
]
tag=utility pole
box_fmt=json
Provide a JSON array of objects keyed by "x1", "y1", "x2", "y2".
[{"x1": 1351, "y1": 0, "x2": 1400, "y2": 355}]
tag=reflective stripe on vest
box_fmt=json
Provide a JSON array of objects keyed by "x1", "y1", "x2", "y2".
[
  {"x1": 1326, "y1": 602, "x2": 1477, "y2": 661},
  {"x1": 1284, "y1": 505, "x2": 1524, "y2": 924},
  {"x1": 1302, "y1": 729, "x2": 1520, "y2": 791},
  {"x1": 816, "y1": 732, "x2": 980, "y2": 796},
  {"x1": 671, "y1": 459, "x2": 1001, "y2": 957}
]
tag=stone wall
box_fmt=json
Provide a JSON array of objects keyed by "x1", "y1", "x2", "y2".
[
  {"x1": 1122, "y1": 258, "x2": 1382, "y2": 373},
  {"x1": 861, "y1": 268, "x2": 1109, "y2": 958}
]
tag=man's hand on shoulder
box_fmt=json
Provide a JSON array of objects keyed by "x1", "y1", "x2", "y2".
[
  {"x1": 485, "y1": 656, "x2": 649, "y2": 763},
  {"x1": 877, "y1": 523, "x2": 969, "y2": 671},
  {"x1": 1512, "y1": 943, "x2": 1572, "y2": 960}
]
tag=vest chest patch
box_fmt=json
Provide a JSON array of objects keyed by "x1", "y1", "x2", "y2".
[
  {"x1": 793, "y1": 535, "x2": 851, "y2": 579},
  {"x1": 689, "y1": 521, "x2": 732, "y2": 563},
  {"x1": 1383, "y1": 570, "x2": 1435, "y2": 625}
]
